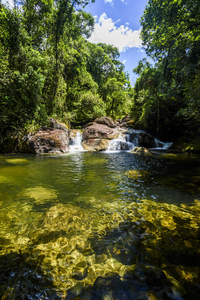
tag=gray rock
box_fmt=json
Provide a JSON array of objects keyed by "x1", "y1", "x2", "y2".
[
  {"x1": 94, "y1": 116, "x2": 117, "y2": 128},
  {"x1": 28, "y1": 128, "x2": 69, "y2": 154},
  {"x1": 127, "y1": 130, "x2": 157, "y2": 148},
  {"x1": 82, "y1": 123, "x2": 119, "y2": 141}
]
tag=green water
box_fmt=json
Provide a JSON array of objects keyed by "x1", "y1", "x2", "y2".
[{"x1": 0, "y1": 152, "x2": 200, "y2": 299}]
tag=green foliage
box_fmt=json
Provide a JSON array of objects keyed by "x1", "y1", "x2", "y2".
[
  {"x1": 103, "y1": 78, "x2": 131, "y2": 119},
  {"x1": 86, "y1": 42, "x2": 132, "y2": 119},
  {"x1": 133, "y1": 0, "x2": 200, "y2": 140},
  {"x1": 0, "y1": 47, "x2": 47, "y2": 132},
  {"x1": 0, "y1": 5, "x2": 48, "y2": 134},
  {"x1": 22, "y1": 0, "x2": 53, "y2": 48},
  {"x1": 1, "y1": 0, "x2": 132, "y2": 141},
  {"x1": 75, "y1": 91, "x2": 105, "y2": 124}
]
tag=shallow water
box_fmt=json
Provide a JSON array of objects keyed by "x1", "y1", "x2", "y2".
[{"x1": 0, "y1": 152, "x2": 200, "y2": 299}]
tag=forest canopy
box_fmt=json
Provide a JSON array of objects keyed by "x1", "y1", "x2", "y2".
[
  {"x1": 132, "y1": 0, "x2": 200, "y2": 140},
  {"x1": 1, "y1": 0, "x2": 200, "y2": 143},
  {"x1": 0, "y1": 0, "x2": 132, "y2": 135}
]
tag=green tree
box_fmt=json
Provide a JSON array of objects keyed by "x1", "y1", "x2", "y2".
[
  {"x1": 42, "y1": 1, "x2": 95, "y2": 115},
  {"x1": 103, "y1": 78, "x2": 131, "y2": 119},
  {"x1": 133, "y1": 0, "x2": 200, "y2": 139},
  {"x1": 0, "y1": 4, "x2": 48, "y2": 135},
  {"x1": 86, "y1": 42, "x2": 132, "y2": 119},
  {"x1": 22, "y1": 0, "x2": 53, "y2": 49},
  {"x1": 75, "y1": 91, "x2": 105, "y2": 124}
]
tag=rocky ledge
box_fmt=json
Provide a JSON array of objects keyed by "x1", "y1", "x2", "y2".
[
  {"x1": 0, "y1": 120, "x2": 69, "y2": 154},
  {"x1": 0, "y1": 116, "x2": 176, "y2": 154},
  {"x1": 81, "y1": 117, "x2": 158, "y2": 152},
  {"x1": 28, "y1": 127, "x2": 69, "y2": 154},
  {"x1": 82, "y1": 117, "x2": 121, "y2": 151}
]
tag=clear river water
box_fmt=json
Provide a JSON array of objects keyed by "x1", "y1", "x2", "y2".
[{"x1": 0, "y1": 151, "x2": 200, "y2": 299}]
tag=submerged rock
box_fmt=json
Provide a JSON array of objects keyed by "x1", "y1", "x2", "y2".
[
  {"x1": 1, "y1": 191, "x2": 200, "y2": 298},
  {"x1": 6, "y1": 158, "x2": 29, "y2": 164},
  {"x1": 20, "y1": 186, "x2": 57, "y2": 204},
  {"x1": 130, "y1": 147, "x2": 151, "y2": 155},
  {"x1": 125, "y1": 169, "x2": 149, "y2": 180}
]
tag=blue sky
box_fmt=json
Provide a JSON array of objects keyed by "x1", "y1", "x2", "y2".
[{"x1": 85, "y1": 0, "x2": 149, "y2": 85}]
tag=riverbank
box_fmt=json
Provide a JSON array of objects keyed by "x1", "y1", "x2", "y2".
[
  {"x1": 171, "y1": 134, "x2": 200, "y2": 153},
  {"x1": 1, "y1": 117, "x2": 200, "y2": 154}
]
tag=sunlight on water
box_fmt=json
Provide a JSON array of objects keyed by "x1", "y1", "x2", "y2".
[
  {"x1": 0, "y1": 152, "x2": 200, "y2": 299},
  {"x1": 20, "y1": 186, "x2": 58, "y2": 204}
]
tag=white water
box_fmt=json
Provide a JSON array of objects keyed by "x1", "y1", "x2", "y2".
[
  {"x1": 105, "y1": 133, "x2": 135, "y2": 153},
  {"x1": 69, "y1": 130, "x2": 172, "y2": 153},
  {"x1": 69, "y1": 131, "x2": 84, "y2": 152},
  {"x1": 105, "y1": 130, "x2": 172, "y2": 153},
  {"x1": 154, "y1": 138, "x2": 173, "y2": 150}
]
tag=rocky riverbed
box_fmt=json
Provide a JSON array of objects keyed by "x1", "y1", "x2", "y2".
[{"x1": 1, "y1": 116, "x2": 199, "y2": 154}]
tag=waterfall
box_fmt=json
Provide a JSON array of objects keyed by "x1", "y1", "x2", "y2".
[
  {"x1": 69, "y1": 131, "x2": 84, "y2": 152},
  {"x1": 106, "y1": 133, "x2": 135, "y2": 152},
  {"x1": 106, "y1": 130, "x2": 172, "y2": 152},
  {"x1": 154, "y1": 138, "x2": 173, "y2": 150}
]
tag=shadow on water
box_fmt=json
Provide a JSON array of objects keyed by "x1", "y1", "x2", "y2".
[
  {"x1": 0, "y1": 208, "x2": 200, "y2": 299},
  {"x1": 0, "y1": 251, "x2": 60, "y2": 299},
  {"x1": 71, "y1": 219, "x2": 200, "y2": 300}
]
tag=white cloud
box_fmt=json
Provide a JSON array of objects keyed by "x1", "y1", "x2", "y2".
[
  {"x1": 105, "y1": 0, "x2": 114, "y2": 6},
  {"x1": 88, "y1": 13, "x2": 142, "y2": 52},
  {"x1": 2, "y1": 0, "x2": 14, "y2": 8}
]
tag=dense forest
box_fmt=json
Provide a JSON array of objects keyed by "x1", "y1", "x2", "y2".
[
  {"x1": 133, "y1": 0, "x2": 200, "y2": 141},
  {"x1": 0, "y1": 0, "x2": 132, "y2": 136},
  {"x1": 0, "y1": 0, "x2": 200, "y2": 143}
]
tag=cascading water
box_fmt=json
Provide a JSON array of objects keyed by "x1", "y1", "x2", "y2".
[
  {"x1": 69, "y1": 131, "x2": 84, "y2": 152},
  {"x1": 69, "y1": 129, "x2": 172, "y2": 153},
  {"x1": 106, "y1": 133, "x2": 135, "y2": 152},
  {"x1": 154, "y1": 138, "x2": 173, "y2": 150},
  {"x1": 106, "y1": 129, "x2": 172, "y2": 152}
]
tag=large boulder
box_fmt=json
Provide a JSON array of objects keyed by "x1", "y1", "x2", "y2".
[
  {"x1": 94, "y1": 116, "x2": 117, "y2": 128},
  {"x1": 82, "y1": 122, "x2": 121, "y2": 151},
  {"x1": 0, "y1": 119, "x2": 69, "y2": 154},
  {"x1": 82, "y1": 123, "x2": 119, "y2": 141},
  {"x1": 127, "y1": 130, "x2": 157, "y2": 148},
  {"x1": 82, "y1": 139, "x2": 109, "y2": 151},
  {"x1": 28, "y1": 128, "x2": 69, "y2": 154}
]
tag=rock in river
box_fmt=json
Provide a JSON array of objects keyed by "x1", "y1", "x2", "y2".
[
  {"x1": 28, "y1": 127, "x2": 69, "y2": 154},
  {"x1": 82, "y1": 139, "x2": 110, "y2": 151},
  {"x1": 127, "y1": 130, "x2": 157, "y2": 148},
  {"x1": 82, "y1": 122, "x2": 119, "y2": 151},
  {"x1": 130, "y1": 147, "x2": 151, "y2": 155}
]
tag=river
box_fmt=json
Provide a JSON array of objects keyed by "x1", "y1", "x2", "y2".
[{"x1": 0, "y1": 151, "x2": 200, "y2": 299}]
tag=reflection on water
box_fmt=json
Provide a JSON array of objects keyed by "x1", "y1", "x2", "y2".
[{"x1": 0, "y1": 152, "x2": 200, "y2": 299}]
